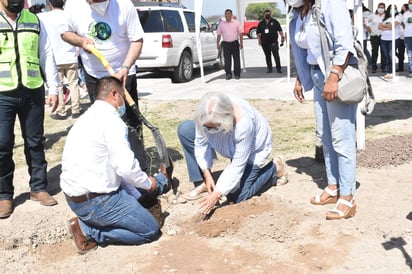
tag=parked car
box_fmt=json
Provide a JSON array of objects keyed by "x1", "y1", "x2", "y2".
[
  {"x1": 134, "y1": 2, "x2": 223, "y2": 83},
  {"x1": 211, "y1": 16, "x2": 260, "y2": 39}
]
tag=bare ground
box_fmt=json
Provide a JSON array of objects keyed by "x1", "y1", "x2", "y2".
[{"x1": 1, "y1": 99, "x2": 412, "y2": 273}]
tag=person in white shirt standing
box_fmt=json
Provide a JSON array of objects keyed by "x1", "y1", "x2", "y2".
[
  {"x1": 60, "y1": 0, "x2": 147, "y2": 171},
  {"x1": 177, "y1": 92, "x2": 288, "y2": 215},
  {"x1": 61, "y1": 77, "x2": 171, "y2": 254},
  {"x1": 368, "y1": 2, "x2": 387, "y2": 73},
  {"x1": 403, "y1": 1, "x2": 412, "y2": 77},
  {"x1": 38, "y1": 0, "x2": 81, "y2": 120}
]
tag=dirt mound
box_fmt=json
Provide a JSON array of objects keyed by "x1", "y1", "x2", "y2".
[{"x1": 357, "y1": 134, "x2": 412, "y2": 168}]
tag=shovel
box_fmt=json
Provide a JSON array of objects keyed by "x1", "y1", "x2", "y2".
[{"x1": 87, "y1": 44, "x2": 172, "y2": 171}]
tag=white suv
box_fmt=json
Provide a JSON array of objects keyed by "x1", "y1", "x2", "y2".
[{"x1": 134, "y1": 2, "x2": 223, "y2": 83}]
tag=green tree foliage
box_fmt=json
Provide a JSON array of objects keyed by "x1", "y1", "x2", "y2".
[{"x1": 245, "y1": 2, "x2": 284, "y2": 20}]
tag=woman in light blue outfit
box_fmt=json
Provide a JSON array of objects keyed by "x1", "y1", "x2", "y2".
[
  {"x1": 287, "y1": 0, "x2": 358, "y2": 220},
  {"x1": 177, "y1": 92, "x2": 287, "y2": 215}
]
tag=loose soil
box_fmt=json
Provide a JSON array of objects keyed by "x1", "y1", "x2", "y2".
[{"x1": 1, "y1": 99, "x2": 411, "y2": 273}]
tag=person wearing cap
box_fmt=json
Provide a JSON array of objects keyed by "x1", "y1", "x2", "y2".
[
  {"x1": 0, "y1": 0, "x2": 60, "y2": 218},
  {"x1": 37, "y1": 0, "x2": 82, "y2": 120}
]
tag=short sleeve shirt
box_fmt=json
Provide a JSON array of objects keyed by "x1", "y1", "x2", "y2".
[{"x1": 257, "y1": 18, "x2": 282, "y2": 44}]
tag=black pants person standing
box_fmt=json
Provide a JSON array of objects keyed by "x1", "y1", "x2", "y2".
[{"x1": 222, "y1": 41, "x2": 241, "y2": 79}]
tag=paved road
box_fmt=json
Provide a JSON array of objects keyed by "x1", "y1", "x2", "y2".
[{"x1": 136, "y1": 39, "x2": 412, "y2": 101}]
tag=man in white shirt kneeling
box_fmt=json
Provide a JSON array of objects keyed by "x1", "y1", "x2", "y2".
[{"x1": 60, "y1": 76, "x2": 171, "y2": 254}]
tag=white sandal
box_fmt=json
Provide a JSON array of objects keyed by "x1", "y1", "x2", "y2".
[
  {"x1": 311, "y1": 186, "x2": 338, "y2": 205},
  {"x1": 274, "y1": 156, "x2": 288, "y2": 186},
  {"x1": 326, "y1": 198, "x2": 357, "y2": 220}
]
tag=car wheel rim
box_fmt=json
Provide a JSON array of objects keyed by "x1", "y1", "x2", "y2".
[{"x1": 182, "y1": 57, "x2": 192, "y2": 79}]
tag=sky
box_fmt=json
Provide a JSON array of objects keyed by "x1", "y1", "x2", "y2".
[
  {"x1": 181, "y1": 0, "x2": 287, "y2": 17},
  {"x1": 181, "y1": 0, "x2": 239, "y2": 17}
]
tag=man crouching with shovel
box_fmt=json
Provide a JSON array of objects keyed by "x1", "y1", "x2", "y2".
[{"x1": 61, "y1": 77, "x2": 171, "y2": 254}]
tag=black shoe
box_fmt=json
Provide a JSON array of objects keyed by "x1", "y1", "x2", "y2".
[
  {"x1": 266, "y1": 68, "x2": 273, "y2": 73},
  {"x1": 50, "y1": 113, "x2": 68, "y2": 120},
  {"x1": 72, "y1": 113, "x2": 81, "y2": 119},
  {"x1": 235, "y1": 75, "x2": 240, "y2": 80},
  {"x1": 225, "y1": 74, "x2": 232, "y2": 80},
  {"x1": 277, "y1": 69, "x2": 282, "y2": 73},
  {"x1": 381, "y1": 68, "x2": 386, "y2": 73},
  {"x1": 371, "y1": 69, "x2": 377, "y2": 73}
]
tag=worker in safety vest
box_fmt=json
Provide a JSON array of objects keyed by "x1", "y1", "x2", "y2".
[{"x1": 0, "y1": 0, "x2": 60, "y2": 219}]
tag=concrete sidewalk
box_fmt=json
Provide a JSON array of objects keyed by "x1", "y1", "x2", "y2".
[
  {"x1": 137, "y1": 39, "x2": 411, "y2": 101},
  {"x1": 137, "y1": 69, "x2": 412, "y2": 101}
]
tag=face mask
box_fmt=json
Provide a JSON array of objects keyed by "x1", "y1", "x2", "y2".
[
  {"x1": 6, "y1": 0, "x2": 24, "y2": 13},
  {"x1": 90, "y1": 0, "x2": 109, "y2": 16},
  {"x1": 264, "y1": 14, "x2": 271, "y2": 19},
  {"x1": 117, "y1": 94, "x2": 126, "y2": 117},
  {"x1": 377, "y1": 8, "x2": 385, "y2": 14},
  {"x1": 409, "y1": 5, "x2": 412, "y2": 11},
  {"x1": 286, "y1": 0, "x2": 304, "y2": 8}
]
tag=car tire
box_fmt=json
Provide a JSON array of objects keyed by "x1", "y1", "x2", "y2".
[
  {"x1": 248, "y1": 28, "x2": 257, "y2": 39},
  {"x1": 172, "y1": 51, "x2": 193, "y2": 83}
]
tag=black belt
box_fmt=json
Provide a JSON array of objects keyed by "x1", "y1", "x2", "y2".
[{"x1": 65, "y1": 192, "x2": 108, "y2": 203}]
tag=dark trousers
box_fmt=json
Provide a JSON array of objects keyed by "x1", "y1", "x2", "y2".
[
  {"x1": 262, "y1": 42, "x2": 281, "y2": 71},
  {"x1": 84, "y1": 71, "x2": 147, "y2": 171},
  {"x1": 370, "y1": 35, "x2": 386, "y2": 70},
  {"x1": 397, "y1": 39, "x2": 405, "y2": 71},
  {"x1": 222, "y1": 41, "x2": 241, "y2": 77},
  {"x1": 0, "y1": 87, "x2": 48, "y2": 199}
]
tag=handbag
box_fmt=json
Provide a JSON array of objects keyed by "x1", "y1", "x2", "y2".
[
  {"x1": 336, "y1": 64, "x2": 367, "y2": 104},
  {"x1": 313, "y1": 0, "x2": 375, "y2": 113}
]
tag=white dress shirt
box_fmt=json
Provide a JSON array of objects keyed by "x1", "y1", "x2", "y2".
[
  {"x1": 60, "y1": 100, "x2": 151, "y2": 196},
  {"x1": 194, "y1": 96, "x2": 273, "y2": 196}
]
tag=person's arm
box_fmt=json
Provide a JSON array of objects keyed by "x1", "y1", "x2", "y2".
[
  {"x1": 238, "y1": 22, "x2": 243, "y2": 49},
  {"x1": 256, "y1": 22, "x2": 262, "y2": 46},
  {"x1": 105, "y1": 118, "x2": 152, "y2": 190},
  {"x1": 116, "y1": 39, "x2": 143, "y2": 85},
  {"x1": 61, "y1": 31, "x2": 95, "y2": 53},
  {"x1": 39, "y1": 21, "x2": 60, "y2": 112},
  {"x1": 216, "y1": 34, "x2": 221, "y2": 49}
]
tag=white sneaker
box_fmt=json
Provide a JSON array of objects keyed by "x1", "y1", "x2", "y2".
[{"x1": 383, "y1": 73, "x2": 393, "y2": 79}]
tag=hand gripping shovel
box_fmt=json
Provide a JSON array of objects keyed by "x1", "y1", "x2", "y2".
[{"x1": 87, "y1": 45, "x2": 173, "y2": 175}]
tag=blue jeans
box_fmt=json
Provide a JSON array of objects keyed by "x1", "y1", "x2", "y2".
[
  {"x1": 177, "y1": 120, "x2": 277, "y2": 203},
  {"x1": 66, "y1": 187, "x2": 160, "y2": 245},
  {"x1": 311, "y1": 67, "x2": 357, "y2": 196},
  {"x1": 0, "y1": 87, "x2": 48, "y2": 200},
  {"x1": 381, "y1": 38, "x2": 401, "y2": 74},
  {"x1": 404, "y1": 37, "x2": 412, "y2": 73}
]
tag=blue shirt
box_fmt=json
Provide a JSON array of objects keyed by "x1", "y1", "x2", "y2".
[{"x1": 194, "y1": 96, "x2": 272, "y2": 196}]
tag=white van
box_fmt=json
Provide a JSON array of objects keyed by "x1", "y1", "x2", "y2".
[{"x1": 134, "y1": 2, "x2": 223, "y2": 83}]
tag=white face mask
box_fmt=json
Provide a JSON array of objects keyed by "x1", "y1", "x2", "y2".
[
  {"x1": 377, "y1": 8, "x2": 385, "y2": 14},
  {"x1": 286, "y1": 0, "x2": 304, "y2": 8},
  {"x1": 90, "y1": 0, "x2": 109, "y2": 16}
]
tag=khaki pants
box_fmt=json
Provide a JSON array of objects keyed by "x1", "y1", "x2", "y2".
[{"x1": 56, "y1": 63, "x2": 80, "y2": 116}]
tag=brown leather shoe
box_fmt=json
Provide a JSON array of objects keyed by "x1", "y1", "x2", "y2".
[
  {"x1": 0, "y1": 199, "x2": 13, "y2": 218},
  {"x1": 66, "y1": 217, "x2": 97, "y2": 255},
  {"x1": 30, "y1": 191, "x2": 58, "y2": 206}
]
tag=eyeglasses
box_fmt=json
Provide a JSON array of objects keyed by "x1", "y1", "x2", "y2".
[{"x1": 203, "y1": 124, "x2": 222, "y2": 133}]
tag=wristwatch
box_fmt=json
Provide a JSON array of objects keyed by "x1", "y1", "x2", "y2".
[{"x1": 330, "y1": 68, "x2": 343, "y2": 80}]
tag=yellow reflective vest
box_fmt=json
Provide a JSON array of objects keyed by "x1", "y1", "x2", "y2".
[{"x1": 0, "y1": 10, "x2": 43, "y2": 92}]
